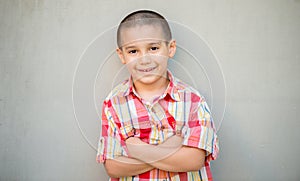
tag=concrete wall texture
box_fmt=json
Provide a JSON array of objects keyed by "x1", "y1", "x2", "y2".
[{"x1": 0, "y1": 0, "x2": 299, "y2": 180}]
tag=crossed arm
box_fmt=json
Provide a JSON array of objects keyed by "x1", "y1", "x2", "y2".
[{"x1": 104, "y1": 135, "x2": 206, "y2": 178}]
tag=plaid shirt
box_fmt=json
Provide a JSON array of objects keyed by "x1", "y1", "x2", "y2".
[{"x1": 96, "y1": 71, "x2": 219, "y2": 181}]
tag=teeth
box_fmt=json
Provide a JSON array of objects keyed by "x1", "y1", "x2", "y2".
[{"x1": 140, "y1": 67, "x2": 155, "y2": 72}]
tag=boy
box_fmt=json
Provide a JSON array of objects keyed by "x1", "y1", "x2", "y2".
[{"x1": 96, "y1": 10, "x2": 219, "y2": 181}]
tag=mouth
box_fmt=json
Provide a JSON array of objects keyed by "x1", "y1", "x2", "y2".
[{"x1": 137, "y1": 67, "x2": 157, "y2": 73}]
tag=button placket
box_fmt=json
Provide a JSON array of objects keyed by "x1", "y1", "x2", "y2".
[
  {"x1": 152, "y1": 104, "x2": 167, "y2": 131},
  {"x1": 144, "y1": 103, "x2": 158, "y2": 131},
  {"x1": 151, "y1": 106, "x2": 156, "y2": 113}
]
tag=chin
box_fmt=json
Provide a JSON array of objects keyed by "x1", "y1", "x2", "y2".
[{"x1": 135, "y1": 75, "x2": 161, "y2": 85}]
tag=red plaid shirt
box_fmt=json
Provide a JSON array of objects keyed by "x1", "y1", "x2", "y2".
[{"x1": 97, "y1": 71, "x2": 219, "y2": 181}]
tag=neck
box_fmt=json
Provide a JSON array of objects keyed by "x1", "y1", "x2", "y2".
[{"x1": 133, "y1": 75, "x2": 169, "y2": 102}]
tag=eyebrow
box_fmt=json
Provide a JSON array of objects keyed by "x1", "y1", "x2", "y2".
[
  {"x1": 123, "y1": 45, "x2": 136, "y2": 50},
  {"x1": 122, "y1": 41, "x2": 163, "y2": 50}
]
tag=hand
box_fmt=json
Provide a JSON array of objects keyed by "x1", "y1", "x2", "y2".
[
  {"x1": 125, "y1": 137, "x2": 147, "y2": 146},
  {"x1": 159, "y1": 135, "x2": 183, "y2": 149},
  {"x1": 125, "y1": 135, "x2": 184, "y2": 163},
  {"x1": 125, "y1": 137, "x2": 149, "y2": 159}
]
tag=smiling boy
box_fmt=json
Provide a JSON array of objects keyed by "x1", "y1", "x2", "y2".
[{"x1": 96, "y1": 10, "x2": 219, "y2": 181}]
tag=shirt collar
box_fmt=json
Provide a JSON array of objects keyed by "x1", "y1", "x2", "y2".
[
  {"x1": 120, "y1": 70, "x2": 181, "y2": 102},
  {"x1": 163, "y1": 70, "x2": 181, "y2": 102}
]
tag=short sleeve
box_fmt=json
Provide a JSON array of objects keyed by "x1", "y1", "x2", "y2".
[
  {"x1": 96, "y1": 101, "x2": 128, "y2": 163},
  {"x1": 182, "y1": 97, "x2": 219, "y2": 162}
]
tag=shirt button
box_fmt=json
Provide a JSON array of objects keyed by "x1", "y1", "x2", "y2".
[{"x1": 151, "y1": 108, "x2": 156, "y2": 113}]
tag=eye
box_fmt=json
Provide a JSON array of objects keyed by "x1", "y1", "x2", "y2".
[
  {"x1": 150, "y1": 47, "x2": 159, "y2": 51},
  {"x1": 128, "y1": 50, "x2": 137, "y2": 54}
]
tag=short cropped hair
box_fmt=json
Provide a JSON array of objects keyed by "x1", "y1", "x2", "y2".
[{"x1": 117, "y1": 10, "x2": 172, "y2": 48}]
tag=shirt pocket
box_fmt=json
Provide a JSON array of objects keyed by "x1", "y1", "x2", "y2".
[
  {"x1": 135, "y1": 119, "x2": 152, "y2": 140},
  {"x1": 119, "y1": 115, "x2": 152, "y2": 141},
  {"x1": 119, "y1": 123, "x2": 135, "y2": 141}
]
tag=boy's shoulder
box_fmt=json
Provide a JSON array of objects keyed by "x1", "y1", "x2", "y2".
[
  {"x1": 172, "y1": 76, "x2": 203, "y2": 99},
  {"x1": 104, "y1": 74, "x2": 205, "y2": 103},
  {"x1": 104, "y1": 78, "x2": 131, "y2": 101}
]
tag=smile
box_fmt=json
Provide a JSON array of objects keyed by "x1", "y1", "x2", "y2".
[{"x1": 137, "y1": 67, "x2": 156, "y2": 72}]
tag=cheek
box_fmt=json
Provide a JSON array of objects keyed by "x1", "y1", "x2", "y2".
[
  {"x1": 123, "y1": 55, "x2": 135, "y2": 64},
  {"x1": 125, "y1": 61, "x2": 136, "y2": 72},
  {"x1": 157, "y1": 57, "x2": 168, "y2": 66},
  {"x1": 155, "y1": 52, "x2": 169, "y2": 61},
  {"x1": 162, "y1": 61, "x2": 168, "y2": 69},
  {"x1": 124, "y1": 55, "x2": 140, "y2": 63}
]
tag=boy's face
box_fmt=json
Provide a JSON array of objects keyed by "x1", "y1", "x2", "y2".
[{"x1": 117, "y1": 24, "x2": 176, "y2": 87}]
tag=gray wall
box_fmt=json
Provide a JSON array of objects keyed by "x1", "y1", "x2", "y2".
[{"x1": 1, "y1": 0, "x2": 299, "y2": 180}]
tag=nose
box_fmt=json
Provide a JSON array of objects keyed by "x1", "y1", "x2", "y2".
[{"x1": 139, "y1": 52, "x2": 151, "y2": 65}]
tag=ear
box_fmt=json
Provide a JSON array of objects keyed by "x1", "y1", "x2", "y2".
[
  {"x1": 116, "y1": 48, "x2": 126, "y2": 64},
  {"x1": 168, "y1": 39, "x2": 176, "y2": 58}
]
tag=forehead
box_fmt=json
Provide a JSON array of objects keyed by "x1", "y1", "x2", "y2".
[{"x1": 119, "y1": 24, "x2": 166, "y2": 48}]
